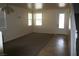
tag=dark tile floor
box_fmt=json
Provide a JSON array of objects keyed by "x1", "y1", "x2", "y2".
[
  {"x1": 3, "y1": 33, "x2": 70, "y2": 56},
  {"x1": 38, "y1": 34, "x2": 70, "y2": 56}
]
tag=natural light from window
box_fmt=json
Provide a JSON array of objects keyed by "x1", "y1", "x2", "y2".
[
  {"x1": 35, "y1": 3, "x2": 43, "y2": 9},
  {"x1": 69, "y1": 17, "x2": 71, "y2": 29},
  {"x1": 59, "y1": 13, "x2": 65, "y2": 29},
  {"x1": 28, "y1": 13, "x2": 32, "y2": 26},
  {"x1": 58, "y1": 3, "x2": 66, "y2": 7},
  {"x1": 35, "y1": 13, "x2": 42, "y2": 26}
]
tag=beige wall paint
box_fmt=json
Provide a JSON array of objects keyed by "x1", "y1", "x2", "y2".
[
  {"x1": 4, "y1": 4, "x2": 70, "y2": 42},
  {"x1": 33, "y1": 8, "x2": 70, "y2": 34},
  {"x1": 4, "y1": 5, "x2": 32, "y2": 42}
]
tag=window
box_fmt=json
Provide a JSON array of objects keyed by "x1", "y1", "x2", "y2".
[
  {"x1": 58, "y1": 3, "x2": 66, "y2": 7},
  {"x1": 59, "y1": 13, "x2": 65, "y2": 29},
  {"x1": 35, "y1": 3, "x2": 43, "y2": 9},
  {"x1": 28, "y1": 13, "x2": 32, "y2": 26},
  {"x1": 35, "y1": 13, "x2": 42, "y2": 26}
]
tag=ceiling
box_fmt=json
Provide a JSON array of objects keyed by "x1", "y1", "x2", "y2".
[{"x1": 0, "y1": 3, "x2": 71, "y2": 9}]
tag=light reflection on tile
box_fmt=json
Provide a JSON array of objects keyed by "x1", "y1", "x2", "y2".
[{"x1": 57, "y1": 38, "x2": 64, "y2": 48}]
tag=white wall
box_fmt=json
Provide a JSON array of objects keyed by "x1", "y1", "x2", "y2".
[
  {"x1": 33, "y1": 8, "x2": 70, "y2": 34},
  {"x1": 71, "y1": 9, "x2": 76, "y2": 56},
  {"x1": 4, "y1": 5, "x2": 32, "y2": 42},
  {"x1": 0, "y1": 31, "x2": 3, "y2": 55}
]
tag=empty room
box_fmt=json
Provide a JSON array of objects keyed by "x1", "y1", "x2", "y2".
[{"x1": 0, "y1": 3, "x2": 71, "y2": 56}]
